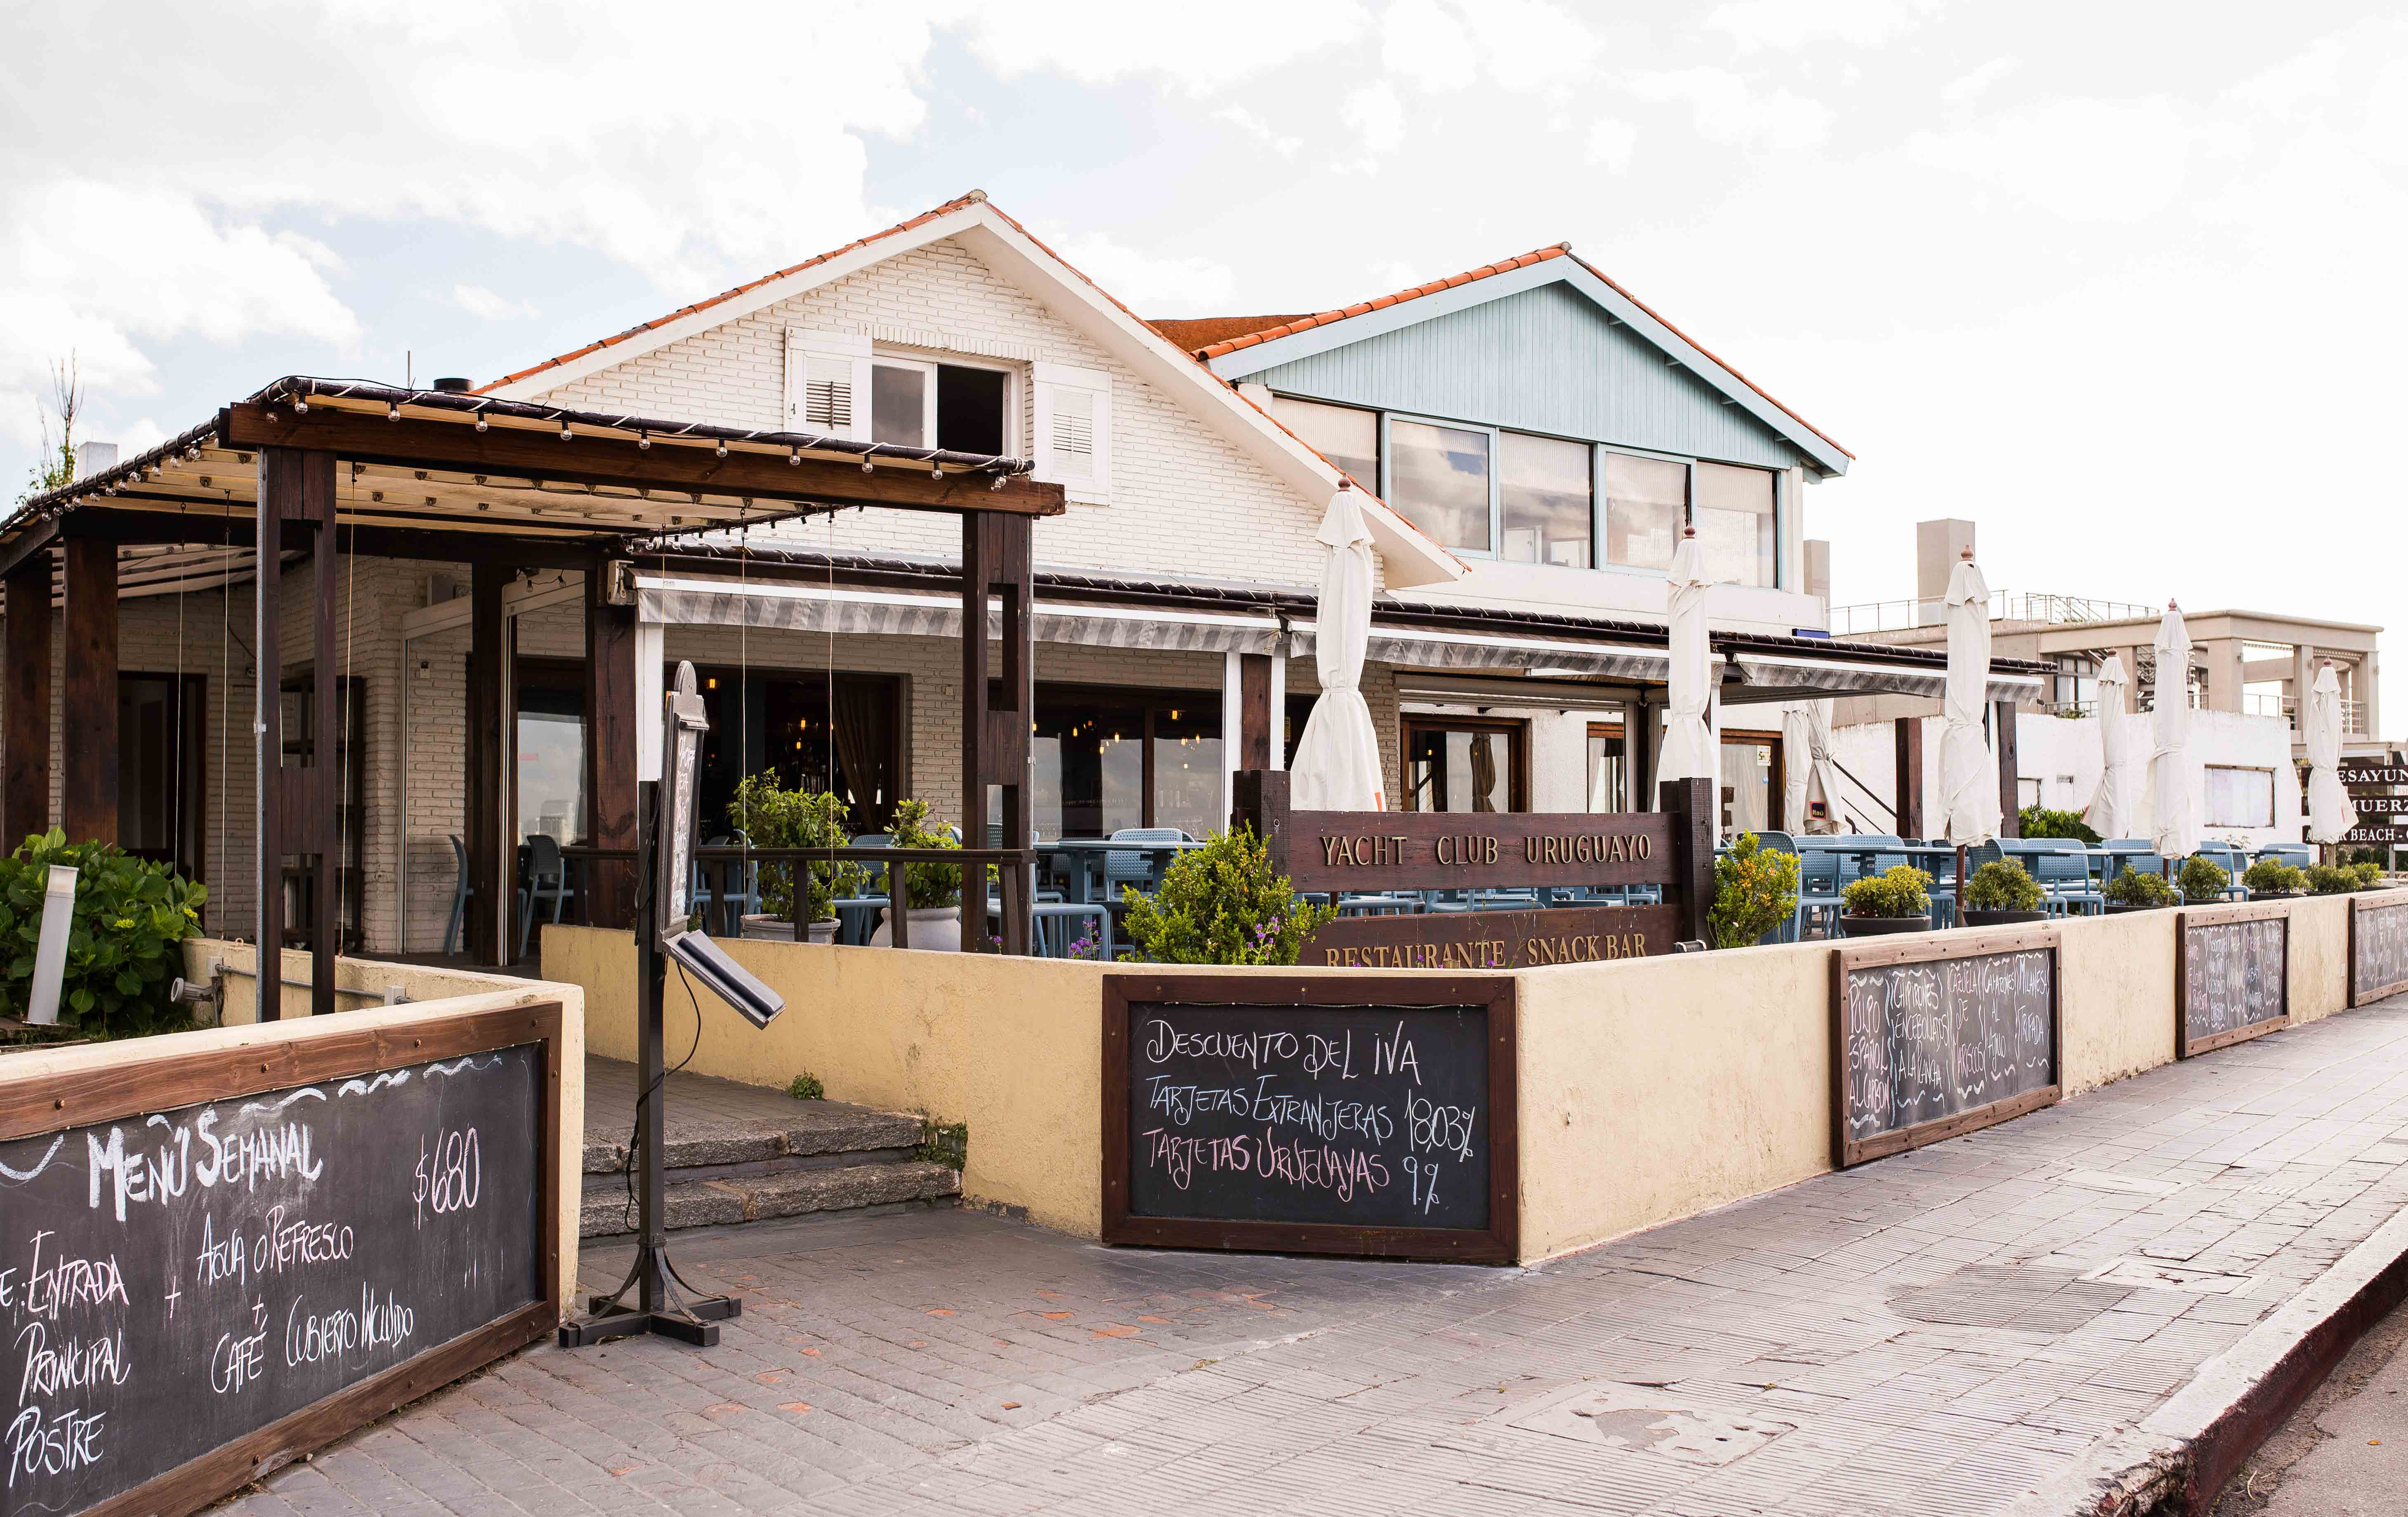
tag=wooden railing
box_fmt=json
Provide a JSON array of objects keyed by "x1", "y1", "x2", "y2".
[{"x1": 559, "y1": 844, "x2": 1039, "y2": 953}]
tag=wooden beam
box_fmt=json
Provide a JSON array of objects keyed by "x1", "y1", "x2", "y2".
[
  {"x1": 0, "y1": 519, "x2": 59, "y2": 582},
  {"x1": 54, "y1": 508, "x2": 604, "y2": 567},
  {"x1": 1238, "y1": 652, "x2": 1274, "y2": 772},
  {"x1": 1995, "y1": 700, "x2": 2021, "y2": 838},
  {"x1": 1660, "y1": 776, "x2": 1715, "y2": 944},
  {"x1": 61, "y1": 538, "x2": 118, "y2": 843},
  {"x1": 465, "y1": 563, "x2": 508, "y2": 963},
  {"x1": 584, "y1": 558, "x2": 638, "y2": 930},
  {"x1": 961, "y1": 512, "x2": 1034, "y2": 955},
  {"x1": 307, "y1": 482, "x2": 339, "y2": 1017},
  {"x1": 3, "y1": 558, "x2": 52, "y2": 847},
  {"x1": 1894, "y1": 716, "x2": 1924, "y2": 839},
  {"x1": 222, "y1": 403, "x2": 1067, "y2": 518}
]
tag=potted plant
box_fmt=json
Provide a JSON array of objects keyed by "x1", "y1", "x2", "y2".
[
  {"x1": 2352, "y1": 860, "x2": 2385, "y2": 890},
  {"x1": 2243, "y1": 859, "x2": 2305, "y2": 898},
  {"x1": 1840, "y1": 865, "x2": 1933, "y2": 936},
  {"x1": 1708, "y1": 832, "x2": 1800, "y2": 949},
  {"x1": 2104, "y1": 868, "x2": 2178, "y2": 912},
  {"x1": 1122, "y1": 826, "x2": 1335, "y2": 964},
  {"x1": 1961, "y1": 860, "x2": 2048, "y2": 926},
  {"x1": 730, "y1": 775, "x2": 865, "y2": 945},
  {"x1": 871, "y1": 799, "x2": 963, "y2": 950},
  {"x1": 2176, "y1": 856, "x2": 2231, "y2": 906}
]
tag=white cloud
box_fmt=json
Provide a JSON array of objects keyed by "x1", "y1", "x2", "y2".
[
  {"x1": 1343, "y1": 82, "x2": 1408, "y2": 156},
  {"x1": 1048, "y1": 233, "x2": 1238, "y2": 311},
  {"x1": 453, "y1": 285, "x2": 539, "y2": 321},
  {"x1": 1708, "y1": 0, "x2": 1937, "y2": 52},
  {"x1": 1472, "y1": 0, "x2": 1605, "y2": 89},
  {"x1": 955, "y1": 0, "x2": 1369, "y2": 94},
  {"x1": 1381, "y1": 0, "x2": 1476, "y2": 91},
  {"x1": 1907, "y1": 97, "x2": 2195, "y2": 223},
  {"x1": 1627, "y1": 68, "x2": 1835, "y2": 151},
  {"x1": 1213, "y1": 105, "x2": 1301, "y2": 157},
  {"x1": 1941, "y1": 57, "x2": 2020, "y2": 110},
  {"x1": 1585, "y1": 119, "x2": 1638, "y2": 174}
]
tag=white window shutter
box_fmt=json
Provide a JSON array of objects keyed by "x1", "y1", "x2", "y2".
[
  {"x1": 785, "y1": 328, "x2": 872, "y2": 443},
  {"x1": 1033, "y1": 362, "x2": 1112, "y2": 504}
]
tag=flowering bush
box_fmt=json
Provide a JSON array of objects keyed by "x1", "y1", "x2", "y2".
[
  {"x1": 0, "y1": 830, "x2": 208, "y2": 1037},
  {"x1": 1708, "y1": 833, "x2": 1798, "y2": 949},
  {"x1": 1120, "y1": 826, "x2": 1335, "y2": 966}
]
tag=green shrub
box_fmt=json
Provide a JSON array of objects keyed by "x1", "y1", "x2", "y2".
[
  {"x1": 2105, "y1": 868, "x2": 2178, "y2": 907},
  {"x1": 1844, "y1": 865, "x2": 1932, "y2": 919},
  {"x1": 2019, "y1": 806, "x2": 2103, "y2": 846},
  {"x1": 2177, "y1": 856, "x2": 2231, "y2": 905},
  {"x1": 916, "y1": 1118, "x2": 968, "y2": 1171},
  {"x1": 2307, "y1": 863, "x2": 2358, "y2": 895},
  {"x1": 1708, "y1": 833, "x2": 1800, "y2": 949},
  {"x1": 787, "y1": 1072, "x2": 825, "y2": 1101},
  {"x1": 0, "y1": 831, "x2": 208, "y2": 1037},
  {"x1": 2353, "y1": 861, "x2": 2384, "y2": 890},
  {"x1": 2243, "y1": 860, "x2": 2305, "y2": 895},
  {"x1": 1963, "y1": 860, "x2": 2043, "y2": 912},
  {"x1": 887, "y1": 798, "x2": 962, "y2": 910},
  {"x1": 2349, "y1": 846, "x2": 2387, "y2": 867},
  {"x1": 1121, "y1": 826, "x2": 1336, "y2": 965},
  {"x1": 729, "y1": 775, "x2": 867, "y2": 924}
]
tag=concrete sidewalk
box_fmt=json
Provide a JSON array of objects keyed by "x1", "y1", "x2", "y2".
[{"x1": 221, "y1": 998, "x2": 2408, "y2": 1517}]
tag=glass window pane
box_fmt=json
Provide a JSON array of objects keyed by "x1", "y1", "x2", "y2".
[
  {"x1": 1387, "y1": 419, "x2": 1492, "y2": 554},
  {"x1": 516, "y1": 686, "x2": 585, "y2": 845},
  {"x1": 1603, "y1": 452, "x2": 1684, "y2": 570},
  {"x1": 1151, "y1": 700, "x2": 1223, "y2": 838},
  {"x1": 2205, "y1": 766, "x2": 2275, "y2": 828},
  {"x1": 1585, "y1": 718, "x2": 1626, "y2": 812},
  {"x1": 1720, "y1": 737, "x2": 1773, "y2": 835},
  {"x1": 1499, "y1": 432, "x2": 1592, "y2": 568},
  {"x1": 1033, "y1": 693, "x2": 1144, "y2": 839},
  {"x1": 1694, "y1": 462, "x2": 1775, "y2": 588},
  {"x1": 871, "y1": 363, "x2": 928, "y2": 447},
  {"x1": 1272, "y1": 396, "x2": 1378, "y2": 487},
  {"x1": 1406, "y1": 722, "x2": 1516, "y2": 813}
]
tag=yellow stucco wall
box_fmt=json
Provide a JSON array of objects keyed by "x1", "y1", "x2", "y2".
[
  {"x1": 2058, "y1": 909, "x2": 2177, "y2": 1094},
  {"x1": 2289, "y1": 894, "x2": 2353, "y2": 1022}
]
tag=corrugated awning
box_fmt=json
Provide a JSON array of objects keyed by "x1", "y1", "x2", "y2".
[{"x1": 634, "y1": 575, "x2": 1283, "y2": 655}]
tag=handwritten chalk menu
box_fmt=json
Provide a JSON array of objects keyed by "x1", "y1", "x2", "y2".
[
  {"x1": 1833, "y1": 933, "x2": 2059, "y2": 1167},
  {"x1": 1102, "y1": 975, "x2": 1518, "y2": 1263},
  {"x1": 0, "y1": 1041, "x2": 545, "y2": 1517},
  {"x1": 2353, "y1": 895, "x2": 2408, "y2": 1006},
  {"x1": 2178, "y1": 907, "x2": 2289, "y2": 1057}
]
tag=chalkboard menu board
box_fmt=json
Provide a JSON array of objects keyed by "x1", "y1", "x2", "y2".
[
  {"x1": 1831, "y1": 930, "x2": 2059, "y2": 1168},
  {"x1": 2352, "y1": 895, "x2": 2408, "y2": 1006},
  {"x1": 2178, "y1": 905, "x2": 2290, "y2": 1057},
  {"x1": 0, "y1": 1003, "x2": 562, "y2": 1517},
  {"x1": 1102, "y1": 974, "x2": 1518, "y2": 1263}
]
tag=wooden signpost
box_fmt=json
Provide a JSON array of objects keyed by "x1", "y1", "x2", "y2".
[
  {"x1": 1300, "y1": 902, "x2": 1683, "y2": 969},
  {"x1": 2176, "y1": 902, "x2": 2290, "y2": 1058},
  {"x1": 2350, "y1": 893, "x2": 2408, "y2": 1006},
  {"x1": 1102, "y1": 973, "x2": 1519, "y2": 1263},
  {"x1": 1830, "y1": 927, "x2": 2061, "y2": 1167}
]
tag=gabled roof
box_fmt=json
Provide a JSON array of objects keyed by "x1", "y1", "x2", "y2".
[
  {"x1": 1146, "y1": 313, "x2": 1311, "y2": 351},
  {"x1": 481, "y1": 194, "x2": 1465, "y2": 587},
  {"x1": 1162, "y1": 243, "x2": 1852, "y2": 478}
]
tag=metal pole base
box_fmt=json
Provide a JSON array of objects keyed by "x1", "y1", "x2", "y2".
[{"x1": 557, "y1": 1241, "x2": 741, "y2": 1348}]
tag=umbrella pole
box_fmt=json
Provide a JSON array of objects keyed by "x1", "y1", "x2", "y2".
[{"x1": 1955, "y1": 844, "x2": 1967, "y2": 928}]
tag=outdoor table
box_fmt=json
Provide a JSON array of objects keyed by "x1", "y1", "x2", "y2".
[
  {"x1": 1043, "y1": 838, "x2": 1210, "y2": 905},
  {"x1": 983, "y1": 898, "x2": 1113, "y2": 958}
]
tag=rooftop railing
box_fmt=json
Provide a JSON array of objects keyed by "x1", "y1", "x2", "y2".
[{"x1": 1826, "y1": 590, "x2": 2160, "y2": 637}]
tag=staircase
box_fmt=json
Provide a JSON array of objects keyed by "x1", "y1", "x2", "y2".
[{"x1": 578, "y1": 1057, "x2": 961, "y2": 1239}]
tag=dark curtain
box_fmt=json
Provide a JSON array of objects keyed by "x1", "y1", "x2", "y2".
[
  {"x1": 831, "y1": 677, "x2": 897, "y2": 832},
  {"x1": 1469, "y1": 732, "x2": 1498, "y2": 813}
]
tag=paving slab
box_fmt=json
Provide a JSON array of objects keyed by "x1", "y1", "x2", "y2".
[{"x1": 216, "y1": 999, "x2": 2408, "y2": 1517}]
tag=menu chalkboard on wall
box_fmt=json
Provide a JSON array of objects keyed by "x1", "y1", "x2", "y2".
[
  {"x1": 1102, "y1": 975, "x2": 1518, "y2": 1263},
  {"x1": 1831, "y1": 930, "x2": 2059, "y2": 1168},
  {"x1": 2178, "y1": 904, "x2": 2290, "y2": 1058},
  {"x1": 0, "y1": 1004, "x2": 562, "y2": 1517},
  {"x1": 2352, "y1": 895, "x2": 2408, "y2": 1006}
]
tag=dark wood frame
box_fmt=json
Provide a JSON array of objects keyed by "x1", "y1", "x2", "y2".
[
  {"x1": 115, "y1": 668, "x2": 208, "y2": 882},
  {"x1": 2176, "y1": 900, "x2": 2292, "y2": 1058},
  {"x1": 1829, "y1": 926, "x2": 2062, "y2": 1168},
  {"x1": 1400, "y1": 712, "x2": 1529, "y2": 814},
  {"x1": 2349, "y1": 894, "x2": 2408, "y2": 1007},
  {"x1": 1585, "y1": 718, "x2": 1630, "y2": 815},
  {"x1": 1100, "y1": 971, "x2": 1520, "y2": 1263},
  {"x1": 0, "y1": 999, "x2": 567, "y2": 1517},
  {"x1": 279, "y1": 668, "x2": 367, "y2": 952}
]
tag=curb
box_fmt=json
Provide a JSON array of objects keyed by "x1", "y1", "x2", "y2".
[{"x1": 2012, "y1": 1205, "x2": 2408, "y2": 1515}]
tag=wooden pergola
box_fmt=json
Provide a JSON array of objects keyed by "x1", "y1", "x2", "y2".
[{"x1": 0, "y1": 376, "x2": 1064, "y2": 1014}]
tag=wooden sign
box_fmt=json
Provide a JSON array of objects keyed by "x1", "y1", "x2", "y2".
[
  {"x1": 1831, "y1": 928, "x2": 2060, "y2": 1168},
  {"x1": 2349, "y1": 794, "x2": 2408, "y2": 817},
  {"x1": 2351, "y1": 894, "x2": 2408, "y2": 1006},
  {"x1": 0, "y1": 1003, "x2": 564, "y2": 1517},
  {"x1": 2337, "y1": 761, "x2": 2408, "y2": 788},
  {"x1": 1101, "y1": 973, "x2": 1518, "y2": 1263},
  {"x1": 2177, "y1": 902, "x2": 2290, "y2": 1057},
  {"x1": 1300, "y1": 903, "x2": 1682, "y2": 969},
  {"x1": 2344, "y1": 825, "x2": 2405, "y2": 845}
]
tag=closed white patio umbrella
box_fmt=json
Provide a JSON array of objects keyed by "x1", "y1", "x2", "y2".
[
  {"x1": 1782, "y1": 706, "x2": 1811, "y2": 832},
  {"x1": 1937, "y1": 549, "x2": 2000, "y2": 847},
  {"x1": 1657, "y1": 527, "x2": 1716, "y2": 823},
  {"x1": 2090, "y1": 652, "x2": 2143, "y2": 841},
  {"x1": 2306, "y1": 662, "x2": 2357, "y2": 846},
  {"x1": 2150, "y1": 601, "x2": 2199, "y2": 861},
  {"x1": 1289, "y1": 486, "x2": 1386, "y2": 812},
  {"x1": 1806, "y1": 700, "x2": 1844, "y2": 835}
]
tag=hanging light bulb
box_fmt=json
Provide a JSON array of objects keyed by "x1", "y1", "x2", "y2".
[
  {"x1": 559, "y1": 421, "x2": 574, "y2": 441},
  {"x1": 789, "y1": 446, "x2": 802, "y2": 466},
  {"x1": 474, "y1": 412, "x2": 488, "y2": 432},
  {"x1": 715, "y1": 439, "x2": 727, "y2": 458},
  {"x1": 637, "y1": 431, "x2": 651, "y2": 450},
  {"x1": 387, "y1": 403, "x2": 400, "y2": 422}
]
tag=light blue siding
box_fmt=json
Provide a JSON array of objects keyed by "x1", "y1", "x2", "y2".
[{"x1": 1240, "y1": 282, "x2": 1805, "y2": 471}]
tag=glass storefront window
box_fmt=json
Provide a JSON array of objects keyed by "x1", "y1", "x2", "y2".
[
  {"x1": 1719, "y1": 733, "x2": 1778, "y2": 836},
  {"x1": 516, "y1": 684, "x2": 585, "y2": 845},
  {"x1": 1032, "y1": 694, "x2": 1146, "y2": 841},
  {"x1": 1695, "y1": 461, "x2": 1776, "y2": 588},
  {"x1": 1404, "y1": 718, "x2": 1525, "y2": 813},
  {"x1": 1151, "y1": 702, "x2": 1223, "y2": 839},
  {"x1": 1387, "y1": 418, "x2": 1493, "y2": 554},
  {"x1": 1585, "y1": 719, "x2": 1627, "y2": 813},
  {"x1": 1603, "y1": 451, "x2": 1684, "y2": 571},
  {"x1": 1500, "y1": 431, "x2": 1592, "y2": 567}
]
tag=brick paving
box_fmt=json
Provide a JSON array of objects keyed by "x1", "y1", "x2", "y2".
[{"x1": 219, "y1": 998, "x2": 2408, "y2": 1516}]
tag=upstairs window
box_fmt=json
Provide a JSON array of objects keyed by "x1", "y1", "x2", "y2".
[
  {"x1": 787, "y1": 329, "x2": 1014, "y2": 457},
  {"x1": 1272, "y1": 396, "x2": 1378, "y2": 488},
  {"x1": 1500, "y1": 431, "x2": 1591, "y2": 567},
  {"x1": 1034, "y1": 362, "x2": 1113, "y2": 504},
  {"x1": 1602, "y1": 451, "x2": 1684, "y2": 571},
  {"x1": 1694, "y1": 461, "x2": 1776, "y2": 587},
  {"x1": 1386, "y1": 417, "x2": 1493, "y2": 554}
]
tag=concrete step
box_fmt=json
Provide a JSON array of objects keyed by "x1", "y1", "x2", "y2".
[
  {"x1": 581, "y1": 1097, "x2": 922, "y2": 1175},
  {"x1": 578, "y1": 1159, "x2": 962, "y2": 1239}
]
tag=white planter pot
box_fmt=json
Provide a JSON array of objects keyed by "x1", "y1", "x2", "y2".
[
  {"x1": 740, "y1": 915, "x2": 840, "y2": 945},
  {"x1": 870, "y1": 906, "x2": 961, "y2": 952}
]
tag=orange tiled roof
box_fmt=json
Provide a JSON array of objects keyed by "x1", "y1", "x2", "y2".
[
  {"x1": 1146, "y1": 314, "x2": 1311, "y2": 351},
  {"x1": 1166, "y1": 243, "x2": 1851, "y2": 462}
]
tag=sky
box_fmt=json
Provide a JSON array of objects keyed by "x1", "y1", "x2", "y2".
[{"x1": 2, "y1": 0, "x2": 2403, "y2": 718}]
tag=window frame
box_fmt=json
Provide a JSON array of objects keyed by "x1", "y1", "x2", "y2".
[
  {"x1": 2205, "y1": 764, "x2": 2278, "y2": 829},
  {"x1": 1399, "y1": 713, "x2": 1531, "y2": 813},
  {"x1": 1269, "y1": 393, "x2": 1382, "y2": 490},
  {"x1": 1381, "y1": 410, "x2": 1502, "y2": 559}
]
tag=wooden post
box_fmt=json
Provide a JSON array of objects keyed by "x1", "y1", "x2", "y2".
[
  {"x1": 1660, "y1": 775, "x2": 1715, "y2": 944},
  {"x1": 961, "y1": 512, "x2": 1033, "y2": 955},
  {"x1": 465, "y1": 563, "x2": 509, "y2": 963},
  {"x1": 584, "y1": 556, "x2": 638, "y2": 929},
  {"x1": 2, "y1": 557, "x2": 52, "y2": 847},
  {"x1": 1994, "y1": 699, "x2": 2021, "y2": 837},
  {"x1": 61, "y1": 538, "x2": 118, "y2": 843},
  {"x1": 1231, "y1": 768, "x2": 1291, "y2": 876},
  {"x1": 1894, "y1": 716, "x2": 1924, "y2": 839},
  {"x1": 1238, "y1": 652, "x2": 1274, "y2": 772},
  {"x1": 255, "y1": 448, "x2": 338, "y2": 1015}
]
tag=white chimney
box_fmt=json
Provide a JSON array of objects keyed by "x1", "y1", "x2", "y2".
[{"x1": 77, "y1": 441, "x2": 118, "y2": 476}]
